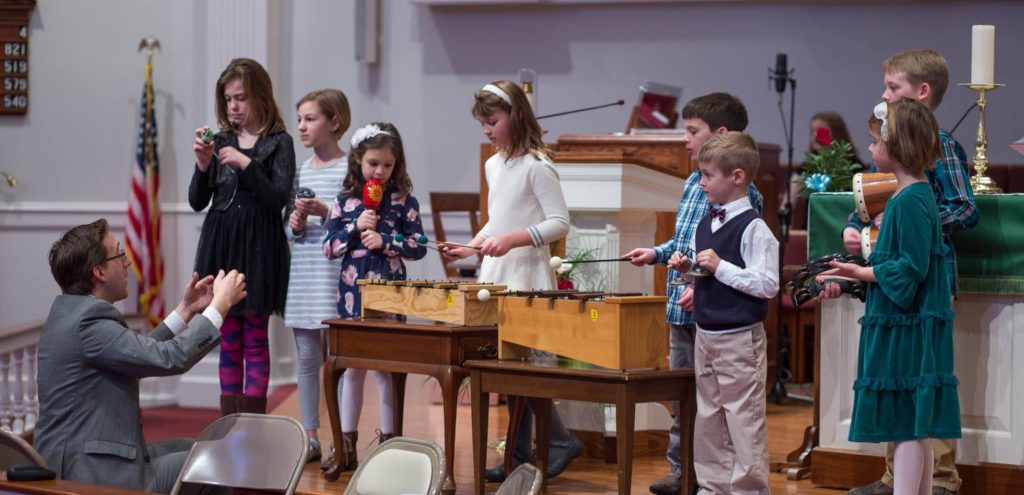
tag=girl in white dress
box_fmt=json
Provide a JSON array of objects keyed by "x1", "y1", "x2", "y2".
[{"x1": 444, "y1": 80, "x2": 580, "y2": 482}]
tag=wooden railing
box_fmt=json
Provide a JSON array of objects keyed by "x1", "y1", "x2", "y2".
[{"x1": 0, "y1": 319, "x2": 41, "y2": 435}]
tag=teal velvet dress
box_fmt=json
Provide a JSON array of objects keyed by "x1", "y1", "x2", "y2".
[{"x1": 849, "y1": 181, "x2": 962, "y2": 443}]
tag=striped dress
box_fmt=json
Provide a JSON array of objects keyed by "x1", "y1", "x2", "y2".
[{"x1": 283, "y1": 156, "x2": 348, "y2": 330}]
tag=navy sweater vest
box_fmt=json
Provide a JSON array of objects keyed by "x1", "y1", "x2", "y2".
[{"x1": 693, "y1": 208, "x2": 769, "y2": 331}]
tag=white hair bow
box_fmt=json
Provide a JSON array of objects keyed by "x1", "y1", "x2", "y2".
[
  {"x1": 351, "y1": 124, "x2": 392, "y2": 149},
  {"x1": 873, "y1": 102, "x2": 889, "y2": 142}
]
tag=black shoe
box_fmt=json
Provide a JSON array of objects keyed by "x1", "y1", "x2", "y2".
[
  {"x1": 485, "y1": 464, "x2": 507, "y2": 483},
  {"x1": 547, "y1": 437, "x2": 583, "y2": 478},
  {"x1": 649, "y1": 472, "x2": 681, "y2": 495},
  {"x1": 848, "y1": 480, "x2": 894, "y2": 495}
]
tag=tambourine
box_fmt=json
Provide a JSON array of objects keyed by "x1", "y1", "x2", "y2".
[
  {"x1": 786, "y1": 253, "x2": 869, "y2": 307},
  {"x1": 860, "y1": 226, "x2": 879, "y2": 258},
  {"x1": 853, "y1": 172, "x2": 897, "y2": 223}
]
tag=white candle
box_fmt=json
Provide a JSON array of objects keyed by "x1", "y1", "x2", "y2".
[{"x1": 971, "y1": 25, "x2": 995, "y2": 86}]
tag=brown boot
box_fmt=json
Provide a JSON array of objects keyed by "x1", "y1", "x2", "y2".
[
  {"x1": 237, "y1": 395, "x2": 267, "y2": 414},
  {"x1": 219, "y1": 394, "x2": 240, "y2": 417},
  {"x1": 376, "y1": 429, "x2": 396, "y2": 444},
  {"x1": 340, "y1": 431, "x2": 359, "y2": 471}
]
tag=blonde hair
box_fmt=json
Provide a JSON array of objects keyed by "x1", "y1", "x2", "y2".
[
  {"x1": 882, "y1": 49, "x2": 949, "y2": 109},
  {"x1": 869, "y1": 99, "x2": 940, "y2": 176},
  {"x1": 215, "y1": 58, "x2": 285, "y2": 135},
  {"x1": 296, "y1": 89, "x2": 352, "y2": 141},
  {"x1": 697, "y1": 132, "x2": 760, "y2": 185},
  {"x1": 471, "y1": 80, "x2": 547, "y2": 160}
]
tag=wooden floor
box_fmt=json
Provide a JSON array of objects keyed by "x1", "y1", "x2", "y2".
[{"x1": 272, "y1": 377, "x2": 846, "y2": 495}]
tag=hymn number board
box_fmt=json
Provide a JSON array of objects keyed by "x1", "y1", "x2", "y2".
[{"x1": 0, "y1": 23, "x2": 28, "y2": 115}]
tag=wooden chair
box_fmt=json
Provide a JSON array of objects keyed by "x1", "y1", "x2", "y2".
[{"x1": 429, "y1": 192, "x2": 482, "y2": 279}]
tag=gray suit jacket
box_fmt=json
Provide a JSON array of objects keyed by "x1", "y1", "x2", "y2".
[{"x1": 34, "y1": 295, "x2": 220, "y2": 491}]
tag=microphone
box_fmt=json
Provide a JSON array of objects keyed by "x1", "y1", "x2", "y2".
[
  {"x1": 774, "y1": 53, "x2": 788, "y2": 93},
  {"x1": 536, "y1": 100, "x2": 625, "y2": 120}
]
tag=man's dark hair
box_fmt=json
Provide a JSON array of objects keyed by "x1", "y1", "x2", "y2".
[{"x1": 49, "y1": 219, "x2": 109, "y2": 295}]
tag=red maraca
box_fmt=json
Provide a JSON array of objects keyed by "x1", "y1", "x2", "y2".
[{"x1": 362, "y1": 178, "x2": 383, "y2": 210}]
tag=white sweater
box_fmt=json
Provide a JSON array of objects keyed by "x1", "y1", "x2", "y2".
[{"x1": 478, "y1": 152, "x2": 569, "y2": 291}]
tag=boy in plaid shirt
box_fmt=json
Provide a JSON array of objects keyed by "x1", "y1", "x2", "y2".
[{"x1": 624, "y1": 93, "x2": 763, "y2": 495}]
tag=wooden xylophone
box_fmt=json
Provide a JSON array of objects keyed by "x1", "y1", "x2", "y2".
[
  {"x1": 357, "y1": 279, "x2": 507, "y2": 325},
  {"x1": 496, "y1": 290, "x2": 668, "y2": 370}
]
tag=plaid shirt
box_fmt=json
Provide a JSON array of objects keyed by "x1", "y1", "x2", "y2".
[
  {"x1": 653, "y1": 171, "x2": 764, "y2": 325},
  {"x1": 845, "y1": 129, "x2": 979, "y2": 296}
]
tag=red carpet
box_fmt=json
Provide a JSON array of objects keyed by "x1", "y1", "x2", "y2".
[{"x1": 141, "y1": 384, "x2": 297, "y2": 443}]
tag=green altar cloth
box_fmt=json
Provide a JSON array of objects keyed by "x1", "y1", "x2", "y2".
[{"x1": 807, "y1": 192, "x2": 1024, "y2": 295}]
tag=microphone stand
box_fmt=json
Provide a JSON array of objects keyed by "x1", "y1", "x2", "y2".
[
  {"x1": 769, "y1": 75, "x2": 796, "y2": 404},
  {"x1": 537, "y1": 100, "x2": 625, "y2": 120}
]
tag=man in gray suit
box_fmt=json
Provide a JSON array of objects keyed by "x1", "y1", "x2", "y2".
[{"x1": 34, "y1": 218, "x2": 247, "y2": 494}]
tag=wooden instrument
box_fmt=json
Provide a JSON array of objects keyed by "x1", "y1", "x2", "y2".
[
  {"x1": 860, "y1": 226, "x2": 879, "y2": 258},
  {"x1": 497, "y1": 291, "x2": 668, "y2": 370},
  {"x1": 358, "y1": 279, "x2": 506, "y2": 325},
  {"x1": 853, "y1": 172, "x2": 897, "y2": 223}
]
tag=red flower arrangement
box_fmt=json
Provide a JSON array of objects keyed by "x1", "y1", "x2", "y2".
[{"x1": 815, "y1": 127, "x2": 833, "y2": 147}]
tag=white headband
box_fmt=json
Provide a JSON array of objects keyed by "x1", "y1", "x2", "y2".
[
  {"x1": 873, "y1": 101, "x2": 889, "y2": 142},
  {"x1": 481, "y1": 84, "x2": 512, "y2": 106},
  {"x1": 350, "y1": 124, "x2": 392, "y2": 149}
]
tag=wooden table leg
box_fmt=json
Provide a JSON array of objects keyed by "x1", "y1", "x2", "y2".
[
  {"x1": 504, "y1": 395, "x2": 527, "y2": 475},
  {"x1": 615, "y1": 385, "x2": 637, "y2": 495},
  {"x1": 391, "y1": 372, "x2": 407, "y2": 437},
  {"x1": 322, "y1": 356, "x2": 345, "y2": 481},
  {"x1": 439, "y1": 368, "x2": 462, "y2": 495},
  {"x1": 470, "y1": 369, "x2": 488, "y2": 495},
  {"x1": 680, "y1": 377, "x2": 697, "y2": 494},
  {"x1": 533, "y1": 398, "x2": 552, "y2": 492}
]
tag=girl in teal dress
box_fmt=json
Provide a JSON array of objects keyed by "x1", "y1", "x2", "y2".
[{"x1": 819, "y1": 99, "x2": 960, "y2": 495}]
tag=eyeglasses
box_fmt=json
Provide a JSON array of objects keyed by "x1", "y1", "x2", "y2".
[{"x1": 104, "y1": 250, "x2": 130, "y2": 267}]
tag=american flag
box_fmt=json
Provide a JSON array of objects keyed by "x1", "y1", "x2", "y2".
[{"x1": 126, "y1": 60, "x2": 165, "y2": 329}]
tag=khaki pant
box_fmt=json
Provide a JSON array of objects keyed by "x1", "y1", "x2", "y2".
[
  {"x1": 693, "y1": 325, "x2": 769, "y2": 495},
  {"x1": 879, "y1": 437, "x2": 961, "y2": 491}
]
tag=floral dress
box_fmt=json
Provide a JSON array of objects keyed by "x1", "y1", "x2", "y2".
[{"x1": 323, "y1": 187, "x2": 427, "y2": 318}]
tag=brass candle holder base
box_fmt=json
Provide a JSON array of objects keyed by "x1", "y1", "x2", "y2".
[{"x1": 959, "y1": 83, "x2": 1005, "y2": 195}]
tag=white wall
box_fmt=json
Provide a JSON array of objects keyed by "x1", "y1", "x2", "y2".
[{"x1": 3, "y1": 0, "x2": 1023, "y2": 330}]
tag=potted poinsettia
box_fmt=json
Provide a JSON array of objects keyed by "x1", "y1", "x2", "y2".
[{"x1": 799, "y1": 128, "x2": 862, "y2": 197}]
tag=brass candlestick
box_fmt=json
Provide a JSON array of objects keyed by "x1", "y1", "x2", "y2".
[{"x1": 959, "y1": 83, "x2": 1005, "y2": 194}]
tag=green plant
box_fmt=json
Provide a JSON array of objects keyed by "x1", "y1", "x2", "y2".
[{"x1": 799, "y1": 140, "x2": 862, "y2": 197}]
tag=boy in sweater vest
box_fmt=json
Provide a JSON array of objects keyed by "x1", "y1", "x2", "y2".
[{"x1": 672, "y1": 132, "x2": 779, "y2": 494}]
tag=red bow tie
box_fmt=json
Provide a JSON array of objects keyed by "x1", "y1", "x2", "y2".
[{"x1": 708, "y1": 206, "x2": 727, "y2": 222}]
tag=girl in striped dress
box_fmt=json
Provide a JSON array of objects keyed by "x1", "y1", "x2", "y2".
[
  {"x1": 284, "y1": 89, "x2": 351, "y2": 463},
  {"x1": 323, "y1": 121, "x2": 427, "y2": 471}
]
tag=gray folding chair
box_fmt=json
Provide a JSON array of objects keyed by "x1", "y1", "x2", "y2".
[
  {"x1": 0, "y1": 428, "x2": 47, "y2": 470},
  {"x1": 169, "y1": 413, "x2": 308, "y2": 495},
  {"x1": 344, "y1": 436, "x2": 445, "y2": 495},
  {"x1": 496, "y1": 463, "x2": 543, "y2": 495}
]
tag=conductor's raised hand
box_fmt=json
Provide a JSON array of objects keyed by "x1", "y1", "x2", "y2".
[
  {"x1": 356, "y1": 209, "x2": 379, "y2": 231},
  {"x1": 676, "y1": 287, "x2": 694, "y2": 311},
  {"x1": 624, "y1": 248, "x2": 654, "y2": 266},
  {"x1": 193, "y1": 126, "x2": 215, "y2": 172},
  {"x1": 217, "y1": 146, "x2": 252, "y2": 171},
  {"x1": 211, "y1": 270, "x2": 247, "y2": 316},
  {"x1": 667, "y1": 251, "x2": 692, "y2": 272},
  {"x1": 177, "y1": 272, "x2": 215, "y2": 321}
]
